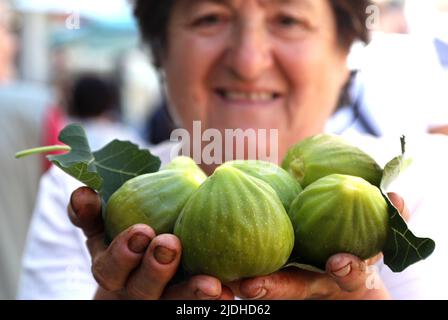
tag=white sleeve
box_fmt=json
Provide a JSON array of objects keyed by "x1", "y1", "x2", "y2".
[{"x1": 17, "y1": 166, "x2": 97, "y2": 300}]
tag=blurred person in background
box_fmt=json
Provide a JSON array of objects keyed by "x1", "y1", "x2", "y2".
[
  {"x1": 18, "y1": 0, "x2": 448, "y2": 300},
  {"x1": 0, "y1": 0, "x2": 52, "y2": 300},
  {"x1": 63, "y1": 73, "x2": 145, "y2": 151}
]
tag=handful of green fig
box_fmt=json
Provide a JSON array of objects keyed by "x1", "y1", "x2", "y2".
[
  {"x1": 282, "y1": 134, "x2": 434, "y2": 272},
  {"x1": 105, "y1": 158, "x2": 300, "y2": 282},
  {"x1": 103, "y1": 134, "x2": 433, "y2": 279},
  {"x1": 17, "y1": 124, "x2": 433, "y2": 282}
]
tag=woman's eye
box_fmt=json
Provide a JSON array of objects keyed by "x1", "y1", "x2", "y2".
[
  {"x1": 193, "y1": 14, "x2": 226, "y2": 27},
  {"x1": 276, "y1": 15, "x2": 303, "y2": 28},
  {"x1": 270, "y1": 14, "x2": 311, "y2": 39}
]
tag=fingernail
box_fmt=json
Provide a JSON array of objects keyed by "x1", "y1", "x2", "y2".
[
  {"x1": 247, "y1": 287, "x2": 267, "y2": 300},
  {"x1": 70, "y1": 187, "x2": 96, "y2": 216},
  {"x1": 128, "y1": 233, "x2": 151, "y2": 254},
  {"x1": 332, "y1": 262, "x2": 352, "y2": 278},
  {"x1": 195, "y1": 289, "x2": 220, "y2": 300},
  {"x1": 154, "y1": 246, "x2": 176, "y2": 264},
  {"x1": 70, "y1": 191, "x2": 79, "y2": 214}
]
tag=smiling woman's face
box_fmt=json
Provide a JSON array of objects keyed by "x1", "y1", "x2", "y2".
[{"x1": 162, "y1": 0, "x2": 350, "y2": 164}]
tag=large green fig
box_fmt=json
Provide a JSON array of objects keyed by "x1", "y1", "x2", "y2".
[
  {"x1": 289, "y1": 174, "x2": 388, "y2": 269},
  {"x1": 105, "y1": 165, "x2": 206, "y2": 240},
  {"x1": 174, "y1": 165, "x2": 294, "y2": 282},
  {"x1": 223, "y1": 160, "x2": 302, "y2": 211},
  {"x1": 282, "y1": 134, "x2": 383, "y2": 188}
]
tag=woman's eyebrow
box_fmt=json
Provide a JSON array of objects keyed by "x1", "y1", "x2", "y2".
[
  {"x1": 179, "y1": 0, "x2": 315, "y2": 12},
  {"x1": 262, "y1": 0, "x2": 313, "y2": 7},
  {"x1": 191, "y1": 0, "x2": 313, "y2": 7},
  {"x1": 181, "y1": 0, "x2": 228, "y2": 11}
]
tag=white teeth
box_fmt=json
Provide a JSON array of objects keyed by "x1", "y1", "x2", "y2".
[{"x1": 223, "y1": 91, "x2": 275, "y2": 102}]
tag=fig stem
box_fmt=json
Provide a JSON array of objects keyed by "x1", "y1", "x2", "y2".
[{"x1": 15, "y1": 145, "x2": 71, "y2": 159}]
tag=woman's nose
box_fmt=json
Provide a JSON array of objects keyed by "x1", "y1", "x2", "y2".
[{"x1": 224, "y1": 23, "x2": 273, "y2": 81}]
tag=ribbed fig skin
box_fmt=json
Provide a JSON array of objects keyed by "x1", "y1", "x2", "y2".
[
  {"x1": 106, "y1": 168, "x2": 206, "y2": 239},
  {"x1": 223, "y1": 160, "x2": 302, "y2": 211},
  {"x1": 174, "y1": 166, "x2": 294, "y2": 282},
  {"x1": 282, "y1": 134, "x2": 383, "y2": 188},
  {"x1": 289, "y1": 174, "x2": 388, "y2": 269}
]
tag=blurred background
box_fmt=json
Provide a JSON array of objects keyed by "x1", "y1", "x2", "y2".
[{"x1": 0, "y1": 0, "x2": 447, "y2": 299}]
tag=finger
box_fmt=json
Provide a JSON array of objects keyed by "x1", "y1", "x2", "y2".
[
  {"x1": 125, "y1": 234, "x2": 182, "y2": 299},
  {"x1": 163, "y1": 275, "x2": 232, "y2": 300},
  {"x1": 388, "y1": 192, "x2": 410, "y2": 222},
  {"x1": 238, "y1": 269, "x2": 337, "y2": 300},
  {"x1": 326, "y1": 253, "x2": 369, "y2": 293},
  {"x1": 92, "y1": 224, "x2": 155, "y2": 292},
  {"x1": 68, "y1": 186, "x2": 103, "y2": 238},
  {"x1": 220, "y1": 286, "x2": 236, "y2": 300}
]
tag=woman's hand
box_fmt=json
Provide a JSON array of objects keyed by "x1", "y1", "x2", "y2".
[
  {"x1": 68, "y1": 186, "x2": 234, "y2": 300},
  {"x1": 231, "y1": 193, "x2": 410, "y2": 300},
  {"x1": 231, "y1": 253, "x2": 388, "y2": 300}
]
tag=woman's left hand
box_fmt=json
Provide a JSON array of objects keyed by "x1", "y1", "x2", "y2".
[
  {"x1": 232, "y1": 193, "x2": 410, "y2": 300},
  {"x1": 233, "y1": 253, "x2": 388, "y2": 300}
]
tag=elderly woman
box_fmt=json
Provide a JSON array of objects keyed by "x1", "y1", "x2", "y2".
[{"x1": 19, "y1": 0, "x2": 439, "y2": 300}]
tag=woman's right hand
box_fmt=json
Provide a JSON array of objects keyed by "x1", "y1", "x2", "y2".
[{"x1": 67, "y1": 186, "x2": 234, "y2": 300}]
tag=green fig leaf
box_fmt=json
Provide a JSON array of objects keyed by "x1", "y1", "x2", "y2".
[
  {"x1": 47, "y1": 124, "x2": 103, "y2": 191},
  {"x1": 93, "y1": 140, "x2": 161, "y2": 202},
  {"x1": 48, "y1": 124, "x2": 161, "y2": 202},
  {"x1": 382, "y1": 197, "x2": 435, "y2": 272},
  {"x1": 380, "y1": 136, "x2": 435, "y2": 272}
]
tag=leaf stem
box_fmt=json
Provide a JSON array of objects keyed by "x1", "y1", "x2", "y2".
[
  {"x1": 400, "y1": 135, "x2": 406, "y2": 155},
  {"x1": 15, "y1": 145, "x2": 72, "y2": 159}
]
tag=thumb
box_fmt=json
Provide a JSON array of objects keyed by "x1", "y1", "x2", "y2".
[{"x1": 326, "y1": 253, "x2": 370, "y2": 293}]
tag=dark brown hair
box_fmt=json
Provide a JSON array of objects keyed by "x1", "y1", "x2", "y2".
[{"x1": 133, "y1": 0, "x2": 371, "y2": 67}]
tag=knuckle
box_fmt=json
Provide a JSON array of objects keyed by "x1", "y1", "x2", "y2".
[
  {"x1": 92, "y1": 258, "x2": 122, "y2": 292},
  {"x1": 126, "y1": 282, "x2": 154, "y2": 300}
]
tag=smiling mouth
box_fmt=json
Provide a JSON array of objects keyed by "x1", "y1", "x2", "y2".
[{"x1": 215, "y1": 89, "x2": 282, "y2": 103}]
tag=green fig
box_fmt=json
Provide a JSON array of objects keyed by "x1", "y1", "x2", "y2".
[
  {"x1": 163, "y1": 156, "x2": 203, "y2": 173},
  {"x1": 289, "y1": 174, "x2": 389, "y2": 269},
  {"x1": 174, "y1": 165, "x2": 294, "y2": 282},
  {"x1": 282, "y1": 134, "x2": 383, "y2": 188},
  {"x1": 223, "y1": 160, "x2": 302, "y2": 211},
  {"x1": 105, "y1": 167, "x2": 206, "y2": 240}
]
